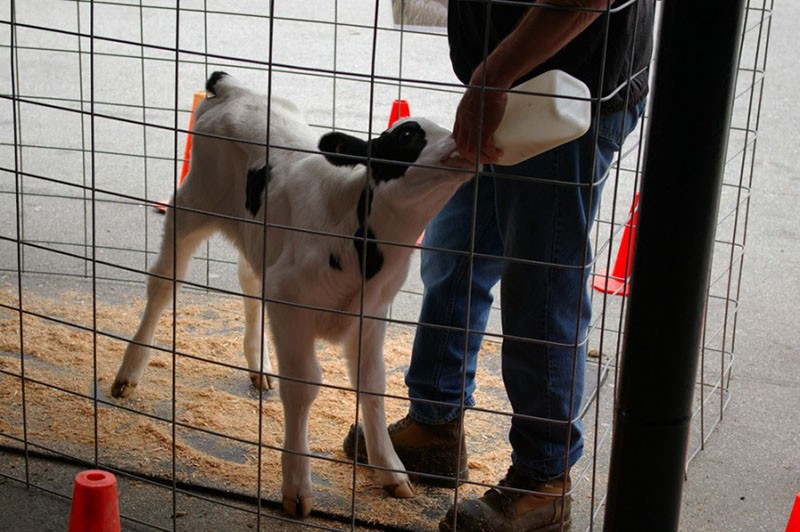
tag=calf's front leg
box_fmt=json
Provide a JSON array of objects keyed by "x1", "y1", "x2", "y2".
[
  {"x1": 345, "y1": 316, "x2": 413, "y2": 498},
  {"x1": 269, "y1": 303, "x2": 320, "y2": 517}
]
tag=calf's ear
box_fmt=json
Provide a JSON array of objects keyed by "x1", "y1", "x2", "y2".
[{"x1": 319, "y1": 132, "x2": 368, "y2": 167}]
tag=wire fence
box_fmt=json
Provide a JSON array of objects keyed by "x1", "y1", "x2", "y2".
[{"x1": 0, "y1": 1, "x2": 772, "y2": 530}]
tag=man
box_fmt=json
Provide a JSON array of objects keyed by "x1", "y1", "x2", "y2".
[{"x1": 347, "y1": 1, "x2": 654, "y2": 530}]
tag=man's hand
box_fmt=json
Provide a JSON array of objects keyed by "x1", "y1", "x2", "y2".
[{"x1": 452, "y1": 85, "x2": 507, "y2": 165}]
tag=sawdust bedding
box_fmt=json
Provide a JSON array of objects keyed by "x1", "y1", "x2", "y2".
[{"x1": 0, "y1": 285, "x2": 512, "y2": 530}]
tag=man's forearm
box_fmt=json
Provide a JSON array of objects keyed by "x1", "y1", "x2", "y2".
[{"x1": 470, "y1": 0, "x2": 614, "y2": 89}]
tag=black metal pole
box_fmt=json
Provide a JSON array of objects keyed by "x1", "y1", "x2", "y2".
[{"x1": 603, "y1": 1, "x2": 747, "y2": 531}]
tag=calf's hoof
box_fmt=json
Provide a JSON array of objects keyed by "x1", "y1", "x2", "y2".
[
  {"x1": 249, "y1": 373, "x2": 274, "y2": 391},
  {"x1": 384, "y1": 480, "x2": 414, "y2": 498},
  {"x1": 110, "y1": 379, "x2": 136, "y2": 399},
  {"x1": 282, "y1": 494, "x2": 312, "y2": 518}
]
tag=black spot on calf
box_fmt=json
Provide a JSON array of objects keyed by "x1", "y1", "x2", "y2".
[
  {"x1": 353, "y1": 226, "x2": 384, "y2": 280},
  {"x1": 357, "y1": 186, "x2": 373, "y2": 221},
  {"x1": 245, "y1": 166, "x2": 270, "y2": 216}
]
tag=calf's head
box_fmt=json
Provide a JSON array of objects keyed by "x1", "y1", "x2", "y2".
[{"x1": 318, "y1": 118, "x2": 474, "y2": 212}]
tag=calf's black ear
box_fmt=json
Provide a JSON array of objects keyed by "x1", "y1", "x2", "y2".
[{"x1": 319, "y1": 132, "x2": 368, "y2": 167}]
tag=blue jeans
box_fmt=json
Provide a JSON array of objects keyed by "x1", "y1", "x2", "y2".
[{"x1": 405, "y1": 101, "x2": 645, "y2": 481}]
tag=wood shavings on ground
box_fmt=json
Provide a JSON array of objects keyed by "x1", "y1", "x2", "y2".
[{"x1": 0, "y1": 283, "x2": 512, "y2": 530}]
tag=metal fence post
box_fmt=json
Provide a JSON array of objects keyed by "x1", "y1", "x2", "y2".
[{"x1": 602, "y1": 1, "x2": 747, "y2": 530}]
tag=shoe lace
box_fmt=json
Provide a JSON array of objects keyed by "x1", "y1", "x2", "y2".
[
  {"x1": 485, "y1": 466, "x2": 570, "y2": 519},
  {"x1": 485, "y1": 466, "x2": 528, "y2": 504}
]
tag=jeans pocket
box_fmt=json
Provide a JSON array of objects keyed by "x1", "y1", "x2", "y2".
[{"x1": 598, "y1": 99, "x2": 647, "y2": 151}]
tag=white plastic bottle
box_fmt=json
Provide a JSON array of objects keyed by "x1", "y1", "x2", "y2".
[{"x1": 493, "y1": 69, "x2": 592, "y2": 166}]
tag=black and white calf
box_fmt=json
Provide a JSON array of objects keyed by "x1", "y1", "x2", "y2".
[{"x1": 110, "y1": 72, "x2": 473, "y2": 516}]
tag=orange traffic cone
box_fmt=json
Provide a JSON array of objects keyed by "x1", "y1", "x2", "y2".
[
  {"x1": 156, "y1": 89, "x2": 207, "y2": 213},
  {"x1": 388, "y1": 99, "x2": 410, "y2": 127},
  {"x1": 68, "y1": 470, "x2": 121, "y2": 532},
  {"x1": 787, "y1": 493, "x2": 800, "y2": 532},
  {"x1": 593, "y1": 192, "x2": 640, "y2": 296}
]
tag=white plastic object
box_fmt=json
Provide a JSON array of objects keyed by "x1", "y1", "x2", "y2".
[{"x1": 493, "y1": 69, "x2": 591, "y2": 166}]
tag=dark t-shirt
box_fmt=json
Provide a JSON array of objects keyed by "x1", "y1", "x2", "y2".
[{"x1": 447, "y1": 0, "x2": 655, "y2": 112}]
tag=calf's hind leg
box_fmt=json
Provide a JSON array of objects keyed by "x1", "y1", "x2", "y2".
[{"x1": 237, "y1": 258, "x2": 273, "y2": 390}]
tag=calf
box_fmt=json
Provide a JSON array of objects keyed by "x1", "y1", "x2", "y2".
[{"x1": 110, "y1": 72, "x2": 473, "y2": 517}]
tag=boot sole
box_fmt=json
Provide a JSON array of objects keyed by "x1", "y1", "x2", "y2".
[
  {"x1": 408, "y1": 467, "x2": 470, "y2": 488},
  {"x1": 439, "y1": 517, "x2": 571, "y2": 532}
]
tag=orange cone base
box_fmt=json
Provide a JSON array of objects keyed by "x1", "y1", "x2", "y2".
[
  {"x1": 592, "y1": 268, "x2": 631, "y2": 296},
  {"x1": 68, "y1": 470, "x2": 121, "y2": 532}
]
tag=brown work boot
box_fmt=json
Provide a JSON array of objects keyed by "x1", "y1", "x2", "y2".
[
  {"x1": 343, "y1": 415, "x2": 468, "y2": 487},
  {"x1": 439, "y1": 466, "x2": 571, "y2": 532}
]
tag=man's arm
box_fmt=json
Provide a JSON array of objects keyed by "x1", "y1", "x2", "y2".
[{"x1": 452, "y1": 0, "x2": 613, "y2": 164}]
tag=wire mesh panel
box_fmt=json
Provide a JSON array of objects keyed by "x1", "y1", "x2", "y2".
[
  {"x1": 680, "y1": 0, "x2": 773, "y2": 467},
  {"x1": 0, "y1": 1, "x2": 772, "y2": 531}
]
